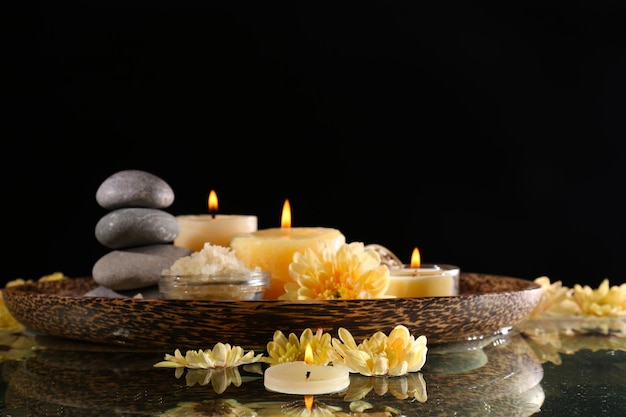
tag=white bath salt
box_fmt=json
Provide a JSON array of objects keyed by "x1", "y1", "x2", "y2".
[{"x1": 162, "y1": 242, "x2": 259, "y2": 276}]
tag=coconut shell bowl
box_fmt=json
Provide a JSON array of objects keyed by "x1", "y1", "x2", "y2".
[{"x1": 2, "y1": 272, "x2": 541, "y2": 350}]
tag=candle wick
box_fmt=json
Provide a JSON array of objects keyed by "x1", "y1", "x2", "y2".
[
  {"x1": 210, "y1": 211, "x2": 216, "y2": 219},
  {"x1": 306, "y1": 371, "x2": 311, "y2": 380}
]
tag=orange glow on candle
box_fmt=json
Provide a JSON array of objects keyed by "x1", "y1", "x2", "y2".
[
  {"x1": 208, "y1": 190, "x2": 218, "y2": 217},
  {"x1": 410, "y1": 247, "x2": 421, "y2": 268},
  {"x1": 281, "y1": 199, "x2": 291, "y2": 229},
  {"x1": 305, "y1": 394, "x2": 314, "y2": 410}
]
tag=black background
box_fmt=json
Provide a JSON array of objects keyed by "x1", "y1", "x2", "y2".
[{"x1": 4, "y1": 2, "x2": 625, "y2": 288}]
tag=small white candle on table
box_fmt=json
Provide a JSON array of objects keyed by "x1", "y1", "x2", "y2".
[
  {"x1": 264, "y1": 344, "x2": 350, "y2": 395},
  {"x1": 174, "y1": 190, "x2": 257, "y2": 250},
  {"x1": 386, "y1": 247, "x2": 460, "y2": 297}
]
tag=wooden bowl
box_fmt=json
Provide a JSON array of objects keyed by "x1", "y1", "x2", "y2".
[{"x1": 2, "y1": 273, "x2": 541, "y2": 350}]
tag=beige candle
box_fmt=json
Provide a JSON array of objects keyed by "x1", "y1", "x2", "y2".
[
  {"x1": 174, "y1": 190, "x2": 257, "y2": 250},
  {"x1": 230, "y1": 199, "x2": 345, "y2": 299},
  {"x1": 264, "y1": 360, "x2": 350, "y2": 395},
  {"x1": 385, "y1": 247, "x2": 460, "y2": 298},
  {"x1": 264, "y1": 344, "x2": 350, "y2": 395}
]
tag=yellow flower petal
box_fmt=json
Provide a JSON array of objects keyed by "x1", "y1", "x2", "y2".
[
  {"x1": 529, "y1": 277, "x2": 626, "y2": 318},
  {"x1": 281, "y1": 242, "x2": 390, "y2": 300},
  {"x1": 330, "y1": 325, "x2": 427, "y2": 377},
  {"x1": 263, "y1": 328, "x2": 334, "y2": 366},
  {"x1": 154, "y1": 344, "x2": 263, "y2": 369}
]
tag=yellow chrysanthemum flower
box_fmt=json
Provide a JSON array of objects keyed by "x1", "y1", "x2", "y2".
[
  {"x1": 281, "y1": 242, "x2": 390, "y2": 300},
  {"x1": 154, "y1": 343, "x2": 264, "y2": 369},
  {"x1": 571, "y1": 279, "x2": 626, "y2": 317},
  {"x1": 528, "y1": 277, "x2": 626, "y2": 318},
  {"x1": 263, "y1": 327, "x2": 333, "y2": 366},
  {"x1": 0, "y1": 272, "x2": 68, "y2": 330},
  {"x1": 0, "y1": 292, "x2": 24, "y2": 332},
  {"x1": 329, "y1": 325, "x2": 428, "y2": 377},
  {"x1": 6, "y1": 271, "x2": 68, "y2": 287},
  {"x1": 529, "y1": 276, "x2": 580, "y2": 317}
]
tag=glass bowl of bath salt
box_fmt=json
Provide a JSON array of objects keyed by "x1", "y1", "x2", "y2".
[{"x1": 159, "y1": 271, "x2": 271, "y2": 300}]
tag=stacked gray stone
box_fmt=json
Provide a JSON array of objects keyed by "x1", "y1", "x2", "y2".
[{"x1": 89, "y1": 170, "x2": 192, "y2": 297}]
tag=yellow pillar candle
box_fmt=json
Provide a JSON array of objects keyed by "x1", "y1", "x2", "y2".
[
  {"x1": 174, "y1": 190, "x2": 258, "y2": 250},
  {"x1": 230, "y1": 199, "x2": 345, "y2": 299},
  {"x1": 385, "y1": 247, "x2": 460, "y2": 298}
]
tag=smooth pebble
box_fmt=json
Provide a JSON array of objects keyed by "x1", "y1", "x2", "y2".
[
  {"x1": 84, "y1": 285, "x2": 161, "y2": 299},
  {"x1": 96, "y1": 169, "x2": 174, "y2": 209},
  {"x1": 92, "y1": 244, "x2": 193, "y2": 290},
  {"x1": 95, "y1": 208, "x2": 180, "y2": 249}
]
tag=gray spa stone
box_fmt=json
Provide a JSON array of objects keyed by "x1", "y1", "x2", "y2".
[
  {"x1": 84, "y1": 285, "x2": 161, "y2": 299},
  {"x1": 95, "y1": 208, "x2": 180, "y2": 249},
  {"x1": 127, "y1": 285, "x2": 162, "y2": 299},
  {"x1": 92, "y1": 244, "x2": 193, "y2": 290},
  {"x1": 96, "y1": 169, "x2": 175, "y2": 209},
  {"x1": 83, "y1": 286, "x2": 127, "y2": 298}
]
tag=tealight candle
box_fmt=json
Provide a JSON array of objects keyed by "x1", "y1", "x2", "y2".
[
  {"x1": 264, "y1": 344, "x2": 350, "y2": 395},
  {"x1": 174, "y1": 190, "x2": 257, "y2": 250},
  {"x1": 230, "y1": 199, "x2": 346, "y2": 299},
  {"x1": 386, "y1": 247, "x2": 460, "y2": 298}
]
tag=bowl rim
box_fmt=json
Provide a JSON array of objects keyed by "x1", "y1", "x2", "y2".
[
  {"x1": 2, "y1": 273, "x2": 543, "y2": 348},
  {"x1": 5, "y1": 272, "x2": 541, "y2": 303}
]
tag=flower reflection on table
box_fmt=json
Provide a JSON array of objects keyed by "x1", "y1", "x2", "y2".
[
  {"x1": 175, "y1": 364, "x2": 264, "y2": 394},
  {"x1": 521, "y1": 326, "x2": 626, "y2": 365},
  {"x1": 156, "y1": 398, "x2": 258, "y2": 417},
  {"x1": 342, "y1": 372, "x2": 427, "y2": 403}
]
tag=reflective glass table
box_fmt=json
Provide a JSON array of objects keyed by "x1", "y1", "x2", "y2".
[{"x1": 1, "y1": 325, "x2": 625, "y2": 416}]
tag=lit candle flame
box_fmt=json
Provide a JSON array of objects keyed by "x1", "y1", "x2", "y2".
[
  {"x1": 410, "y1": 247, "x2": 421, "y2": 268},
  {"x1": 304, "y1": 343, "x2": 314, "y2": 364},
  {"x1": 208, "y1": 190, "x2": 218, "y2": 218},
  {"x1": 281, "y1": 198, "x2": 291, "y2": 228}
]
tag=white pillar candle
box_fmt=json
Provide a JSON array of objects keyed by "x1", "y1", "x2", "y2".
[
  {"x1": 174, "y1": 214, "x2": 258, "y2": 250},
  {"x1": 264, "y1": 362, "x2": 350, "y2": 395},
  {"x1": 386, "y1": 264, "x2": 460, "y2": 297},
  {"x1": 174, "y1": 190, "x2": 258, "y2": 250}
]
